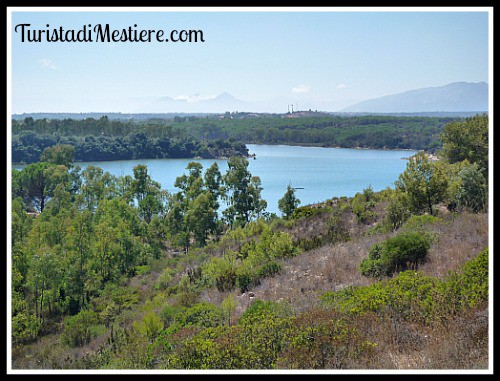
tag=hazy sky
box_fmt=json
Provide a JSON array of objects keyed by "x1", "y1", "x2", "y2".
[{"x1": 8, "y1": 7, "x2": 491, "y2": 113}]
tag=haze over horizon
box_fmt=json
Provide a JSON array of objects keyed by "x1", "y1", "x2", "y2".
[{"x1": 9, "y1": 7, "x2": 491, "y2": 114}]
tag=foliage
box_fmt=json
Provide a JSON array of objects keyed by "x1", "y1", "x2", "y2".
[
  {"x1": 325, "y1": 247, "x2": 488, "y2": 322},
  {"x1": 60, "y1": 309, "x2": 101, "y2": 347},
  {"x1": 201, "y1": 223, "x2": 297, "y2": 293},
  {"x1": 440, "y1": 113, "x2": 488, "y2": 173},
  {"x1": 10, "y1": 117, "x2": 489, "y2": 370},
  {"x1": 12, "y1": 114, "x2": 458, "y2": 164},
  {"x1": 40, "y1": 144, "x2": 75, "y2": 168},
  {"x1": 395, "y1": 151, "x2": 448, "y2": 215},
  {"x1": 277, "y1": 308, "x2": 376, "y2": 369},
  {"x1": 454, "y1": 162, "x2": 488, "y2": 213},
  {"x1": 360, "y1": 231, "x2": 431, "y2": 278},
  {"x1": 292, "y1": 204, "x2": 330, "y2": 220},
  {"x1": 278, "y1": 185, "x2": 301, "y2": 219},
  {"x1": 223, "y1": 156, "x2": 267, "y2": 227},
  {"x1": 384, "y1": 190, "x2": 411, "y2": 231},
  {"x1": 399, "y1": 214, "x2": 441, "y2": 233},
  {"x1": 15, "y1": 162, "x2": 54, "y2": 212},
  {"x1": 351, "y1": 186, "x2": 378, "y2": 224},
  {"x1": 434, "y1": 248, "x2": 489, "y2": 315},
  {"x1": 174, "y1": 301, "x2": 226, "y2": 329},
  {"x1": 133, "y1": 311, "x2": 164, "y2": 340}
]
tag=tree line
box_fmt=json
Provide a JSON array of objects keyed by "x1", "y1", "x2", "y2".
[
  {"x1": 12, "y1": 116, "x2": 248, "y2": 164},
  {"x1": 11, "y1": 113, "x2": 461, "y2": 164}
]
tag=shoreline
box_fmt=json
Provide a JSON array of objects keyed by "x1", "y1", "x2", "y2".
[{"x1": 11, "y1": 143, "x2": 425, "y2": 167}]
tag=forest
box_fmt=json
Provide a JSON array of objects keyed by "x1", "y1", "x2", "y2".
[
  {"x1": 10, "y1": 113, "x2": 489, "y2": 371},
  {"x1": 11, "y1": 113, "x2": 459, "y2": 164}
]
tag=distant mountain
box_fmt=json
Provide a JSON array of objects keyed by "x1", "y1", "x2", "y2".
[
  {"x1": 135, "y1": 92, "x2": 255, "y2": 113},
  {"x1": 340, "y1": 82, "x2": 488, "y2": 113}
]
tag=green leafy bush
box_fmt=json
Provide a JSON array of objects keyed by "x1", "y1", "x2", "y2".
[
  {"x1": 61, "y1": 309, "x2": 101, "y2": 347},
  {"x1": 175, "y1": 301, "x2": 226, "y2": 329},
  {"x1": 360, "y1": 232, "x2": 431, "y2": 278},
  {"x1": 351, "y1": 187, "x2": 378, "y2": 224}
]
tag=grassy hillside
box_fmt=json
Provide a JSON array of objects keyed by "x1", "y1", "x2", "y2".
[
  {"x1": 11, "y1": 196, "x2": 489, "y2": 370},
  {"x1": 10, "y1": 114, "x2": 490, "y2": 371}
]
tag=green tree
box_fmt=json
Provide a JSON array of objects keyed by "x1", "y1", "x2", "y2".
[
  {"x1": 26, "y1": 248, "x2": 61, "y2": 322},
  {"x1": 223, "y1": 156, "x2": 267, "y2": 226},
  {"x1": 64, "y1": 210, "x2": 93, "y2": 313},
  {"x1": 455, "y1": 162, "x2": 488, "y2": 212},
  {"x1": 385, "y1": 191, "x2": 411, "y2": 231},
  {"x1": 185, "y1": 191, "x2": 218, "y2": 247},
  {"x1": 131, "y1": 164, "x2": 166, "y2": 223},
  {"x1": 278, "y1": 185, "x2": 301, "y2": 219},
  {"x1": 91, "y1": 198, "x2": 140, "y2": 287},
  {"x1": 440, "y1": 113, "x2": 488, "y2": 173},
  {"x1": 395, "y1": 151, "x2": 448, "y2": 215},
  {"x1": 44, "y1": 164, "x2": 71, "y2": 200},
  {"x1": 77, "y1": 166, "x2": 118, "y2": 213},
  {"x1": 168, "y1": 162, "x2": 224, "y2": 250},
  {"x1": 174, "y1": 162, "x2": 204, "y2": 203},
  {"x1": 19, "y1": 162, "x2": 53, "y2": 212},
  {"x1": 204, "y1": 162, "x2": 224, "y2": 201},
  {"x1": 40, "y1": 144, "x2": 75, "y2": 168}
]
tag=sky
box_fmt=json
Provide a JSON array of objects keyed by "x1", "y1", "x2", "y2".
[{"x1": 8, "y1": 6, "x2": 491, "y2": 114}]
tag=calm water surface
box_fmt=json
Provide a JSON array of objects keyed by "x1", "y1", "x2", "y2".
[{"x1": 13, "y1": 144, "x2": 418, "y2": 215}]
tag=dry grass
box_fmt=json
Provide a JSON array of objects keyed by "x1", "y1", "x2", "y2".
[{"x1": 421, "y1": 211, "x2": 489, "y2": 278}]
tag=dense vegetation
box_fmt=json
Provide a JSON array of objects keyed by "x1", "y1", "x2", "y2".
[
  {"x1": 12, "y1": 113, "x2": 460, "y2": 164},
  {"x1": 11, "y1": 116, "x2": 248, "y2": 164},
  {"x1": 10, "y1": 113, "x2": 489, "y2": 370}
]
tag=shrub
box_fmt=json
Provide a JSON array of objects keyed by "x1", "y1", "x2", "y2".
[
  {"x1": 175, "y1": 301, "x2": 226, "y2": 329},
  {"x1": 351, "y1": 187, "x2": 378, "y2": 224},
  {"x1": 359, "y1": 243, "x2": 384, "y2": 278},
  {"x1": 61, "y1": 309, "x2": 100, "y2": 347},
  {"x1": 384, "y1": 191, "x2": 411, "y2": 231},
  {"x1": 292, "y1": 205, "x2": 328, "y2": 219},
  {"x1": 257, "y1": 261, "x2": 282, "y2": 278},
  {"x1": 401, "y1": 214, "x2": 441, "y2": 232},
  {"x1": 133, "y1": 311, "x2": 164, "y2": 339},
  {"x1": 360, "y1": 232, "x2": 431, "y2": 278},
  {"x1": 236, "y1": 266, "x2": 259, "y2": 293},
  {"x1": 325, "y1": 213, "x2": 350, "y2": 243},
  {"x1": 383, "y1": 232, "x2": 431, "y2": 273},
  {"x1": 434, "y1": 247, "x2": 489, "y2": 315}
]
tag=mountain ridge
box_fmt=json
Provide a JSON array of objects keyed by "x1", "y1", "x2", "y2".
[{"x1": 340, "y1": 81, "x2": 488, "y2": 113}]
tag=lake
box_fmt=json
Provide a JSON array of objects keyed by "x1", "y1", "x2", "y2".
[{"x1": 13, "y1": 144, "x2": 419, "y2": 215}]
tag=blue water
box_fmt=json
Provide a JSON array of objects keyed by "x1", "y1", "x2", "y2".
[{"x1": 12, "y1": 144, "x2": 418, "y2": 215}]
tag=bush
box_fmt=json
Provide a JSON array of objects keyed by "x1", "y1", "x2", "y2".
[
  {"x1": 383, "y1": 232, "x2": 431, "y2": 273},
  {"x1": 325, "y1": 213, "x2": 350, "y2": 243},
  {"x1": 359, "y1": 243, "x2": 384, "y2": 278},
  {"x1": 351, "y1": 187, "x2": 378, "y2": 224},
  {"x1": 175, "y1": 301, "x2": 226, "y2": 329},
  {"x1": 292, "y1": 205, "x2": 328, "y2": 220},
  {"x1": 236, "y1": 268, "x2": 259, "y2": 293},
  {"x1": 360, "y1": 232, "x2": 431, "y2": 278},
  {"x1": 384, "y1": 192, "x2": 411, "y2": 231},
  {"x1": 257, "y1": 261, "x2": 282, "y2": 278},
  {"x1": 61, "y1": 309, "x2": 100, "y2": 347},
  {"x1": 401, "y1": 214, "x2": 441, "y2": 232}
]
